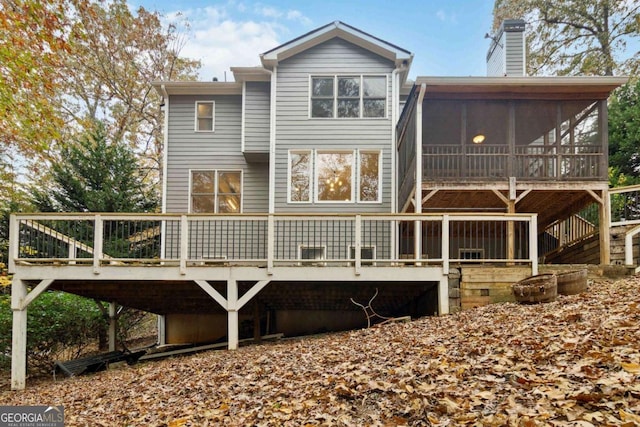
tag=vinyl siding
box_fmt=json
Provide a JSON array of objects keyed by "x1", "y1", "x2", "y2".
[
  {"x1": 274, "y1": 37, "x2": 395, "y2": 213},
  {"x1": 486, "y1": 33, "x2": 505, "y2": 77},
  {"x1": 165, "y1": 94, "x2": 268, "y2": 213},
  {"x1": 244, "y1": 81, "x2": 270, "y2": 153},
  {"x1": 504, "y1": 31, "x2": 525, "y2": 76}
]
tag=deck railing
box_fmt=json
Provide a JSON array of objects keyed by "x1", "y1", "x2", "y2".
[
  {"x1": 9, "y1": 213, "x2": 539, "y2": 275},
  {"x1": 422, "y1": 144, "x2": 605, "y2": 181},
  {"x1": 610, "y1": 184, "x2": 640, "y2": 227}
]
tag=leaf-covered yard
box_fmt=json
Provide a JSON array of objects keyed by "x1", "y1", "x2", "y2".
[{"x1": 1, "y1": 276, "x2": 639, "y2": 426}]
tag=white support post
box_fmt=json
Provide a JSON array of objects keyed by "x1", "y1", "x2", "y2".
[
  {"x1": 180, "y1": 215, "x2": 188, "y2": 275},
  {"x1": 438, "y1": 275, "x2": 450, "y2": 315},
  {"x1": 68, "y1": 241, "x2": 77, "y2": 265},
  {"x1": 529, "y1": 214, "x2": 538, "y2": 275},
  {"x1": 442, "y1": 215, "x2": 450, "y2": 275},
  {"x1": 227, "y1": 280, "x2": 239, "y2": 350},
  {"x1": 157, "y1": 315, "x2": 166, "y2": 346},
  {"x1": 8, "y1": 214, "x2": 18, "y2": 274},
  {"x1": 354, "y1": 215, "x2": 361, "y2": 275},
  {"x1": 267, "y1": 215, "x2": 274, "y2": 274},
  {"x1": 11, "y1": 279, "x2": 28, "y2": 390},
  {"x1": 93, "y1": 215, "x2": 103, "y2": 274},
  {"x1": 414, "y1": 84, "x2": 426, "y2": 263},
  {"x1": 108, "y1": 302, "x2": 117, "y2": 352}
]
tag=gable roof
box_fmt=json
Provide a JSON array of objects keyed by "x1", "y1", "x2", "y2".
[{"x1": 260, "y1": 21, "x2": 413, "y2": 70}]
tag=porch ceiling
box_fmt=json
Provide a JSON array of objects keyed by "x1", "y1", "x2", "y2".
[
  {"x1": 418, "y1": 185, "x2": 600, "y2": 230},
  {"x1": 47, "y1": 280, "x2": 437, "y2": 316}
]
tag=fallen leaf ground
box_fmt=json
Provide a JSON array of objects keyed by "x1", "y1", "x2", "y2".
[{"x1": 1, "y1": 276, "x2": 640, "y2": 426}]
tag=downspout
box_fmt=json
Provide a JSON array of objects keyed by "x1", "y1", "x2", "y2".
[
  {"x1": 391, "y1": 61, "x2": 408, "y2": 214},
  {"x1": 414, "y1": 83, "x2": 426, "y2": 260},
  {"x1": 160, "y1": 84, "x2": 169, "y2": 215},
  {"x1": 267, "y1": 67, "x2": 277, "y2": 214},
  {"x1": 158, "y1": 84, "x2": 169, "y2": 346},
  {"x1": 391, "y1": 62, "x2": 408, "y2": 261}
]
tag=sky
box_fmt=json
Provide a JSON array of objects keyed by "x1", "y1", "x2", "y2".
[{"x1": 133, "y1": 0, "x2": 497, "y2": 82}]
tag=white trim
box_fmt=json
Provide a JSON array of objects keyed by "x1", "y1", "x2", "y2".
[
  {"x1": 287, "y1": 150, "x2": 312, "y2": 203},
  {"x1": 194, "y1": 100, "x2": 215, "y2": 132},
  {"x1": 357, "y1": 150, "x2": 383, "y2": 203},
  {"x1": 268, "y1": 67, "x2": 277, "y2": 214},
  {"x1": 458, "y1": 248, "x2": 485, "y2": 260},
  {"x1": 298, "y1": 245, "x2": 327, "y2": 263},
  {"x1": 241, "y1": 82, "x2": 246, "y2": 151},
  {"x1": 348, "y1": 244, "x2": 376, "y2": 265},
  {"x1": 309, "y1": 74, "x2": 388, "y2": 119},
  {"x1": 314, "y1": 150, "x2": 356, "y2": 203},
  {"x1": 188, "y1": 169, "x2": 243, "y2": 213}
]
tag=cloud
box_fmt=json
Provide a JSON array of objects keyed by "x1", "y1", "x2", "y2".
[
  {"x1": 435, "y1": 9, "x2": 458, "y2": 24},
  {"x1": 161, "y1": 2, "x2": 313, "y2": 81},
  {"x1": 286, "y1": 10, "x2": 312, "y2": 26}
]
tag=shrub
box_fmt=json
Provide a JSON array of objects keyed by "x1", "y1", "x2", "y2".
[{"x1": 0, "y1": 291, "x2": 106, "y2": 373}]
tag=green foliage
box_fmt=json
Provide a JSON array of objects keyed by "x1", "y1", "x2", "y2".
[
  {"x1": 493, "y1": 0, "x2": 640, "y2": 76},
  {"x1": 0, "y1": 291, "x2": 106, "y2": 371},
  {"x1": 31, "y1": 122, "x2": 158, "y2": 213},
  {"x1": 609, "y1": 79, "x2": 640, "y2": 186}
]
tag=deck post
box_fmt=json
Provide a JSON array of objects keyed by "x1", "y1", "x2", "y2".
[
  {"x1": 599, "y1": 191, "x2": 611, "y2": 265},
  {"x1": 438, "y1": 275, "x2": 449, "y2": 315},
  {"x1": 180, "y1": 215, "x2": 188, "y2": 275},
  {"x1": 11, "y1": 278, "x2": 28, "y2": 390},
  {"x1": 529, "y1": 214, "x2": 539, "y2": 275},
  {"x1": 108, "y1": 302, "x2": 117, "y2": 352},
  {"x1": 227, "y1": 279, "x2": 239, "y2": 350},
  {"x1": 157, "y1": 315, "x2": 166, "y2": 346},
  {"x1": 8, "y1": 214, "x2": 18, "y2": 274},
  {"x1": 93, "y1": 215, "x2": 103, "y2": 274},
  {"x1": 442, "y1": 215, "x2": 450, "y2": 275}
]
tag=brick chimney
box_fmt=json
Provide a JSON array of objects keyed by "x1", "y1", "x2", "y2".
[{"x1": 486, "y1": 19, "x2": 526, "y2": 76}]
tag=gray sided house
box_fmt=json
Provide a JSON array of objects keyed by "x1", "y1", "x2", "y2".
[{"x1": 8, "y1": 21, "x2": 627, "y2": 389}]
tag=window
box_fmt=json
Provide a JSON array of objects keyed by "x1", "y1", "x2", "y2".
[
  {"x1": 359, "y1": 151, "x2": 380, "y2": 202},
  {"x1": 195, "y1": 101, "x2": 214, "y2": 131},
  {"x1": 289, "y1": 151, "x2": 311, "y2": 202},
  {"x1": 363, "y1": 76, "x2": 386, "y2": 117},
  {"x1": 459, "y1": 249, "x2": 484, "y2": 260},
  {"x1": 298, "y1": 245, "x2": 326, "y2": 265},
  {"x1": 288, "y1": 149, "x2": 381, "y2": 204},
  {"x1": 191, "y1": 170, "x2": 241, "y2": 213},
  {"x1": 310, "y1": 75, "x2": 386, "y2": 118},
  {"x1": 316, "y1": 152, "x2": 354, "y2": 202},
  {"x1": 349, "y1": 245, "x2": 376, "y2": 265}
]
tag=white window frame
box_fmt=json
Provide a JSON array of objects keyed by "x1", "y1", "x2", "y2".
[
  {"x1": 314, "y1": 150, "x2": 356, "y2": 203},
  {"x1": 357, "y1": 150, "x2": 382, "y2": 203},
  {"x1": 348, "y1": 245, "x2": 376, "y2": 266},
  {"x1": 287, "y1": 150, "x2": 312, "y2": 203},
  {"x1": 286, "y1": 149, "x2": 383, "y2": 204},
  {"x1": 458, "y1": 248, "x2": 484, "y2": 260},
  {"x1": 195, "y1": 101, "x2": 215, "y2": 132},
  {"x1": 189, "y1": 169, "x2": 243, "y2": 213},
  {"x1": 309, "y1": 75, "x2": 388, "y2": 119},
  {"x1": 297, "y1": 245, "x2": 327, "y2": 266}
]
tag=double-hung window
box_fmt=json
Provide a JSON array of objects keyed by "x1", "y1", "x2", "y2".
[
  {"x1": 310, "y1": 75, "x2": 387, "y2": 118},
  {"x1": 195, "y1": 101, "x2": 214, "y2": 131},
  {"x1": 191, "y1": 170, "x2": 241, "y2": 213}
]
